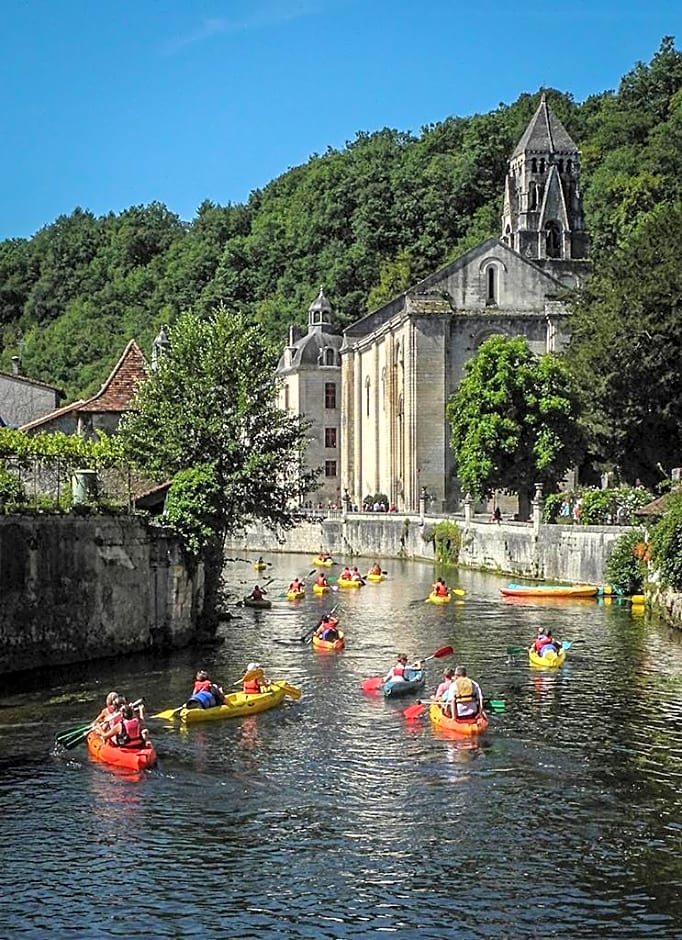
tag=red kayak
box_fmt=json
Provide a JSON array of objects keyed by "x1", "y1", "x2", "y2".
[{"x1": 86, "y1": 731, "x2": 157, "y2": 770}]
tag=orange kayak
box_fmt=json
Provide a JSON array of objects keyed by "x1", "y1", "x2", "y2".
[
  {"x1": 86, "y1": 731, "x2": 157, "y2": 770},
  {"x1": 428, "y1": 703, "x2": 488, "y2": 736},
  {"x1": 312, "y1": 629, "x2": 345, "y2": 651}
]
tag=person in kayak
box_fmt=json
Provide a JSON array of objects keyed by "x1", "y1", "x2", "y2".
[
  {"x1": 185, "y1": 670, "x2": 226, "y2": 709},
  {"x1": 248, "y1": 584, "x2": 268, "y2": 601},
  {"x1": 432, "y1": 577, "x2": 449, "y2": 598},
  {"x1": 340, "y1": 566, "x2": 353, "y2": 581},
  {"x1": 434, "y1": 668, "x2": 455, "y2": 701},
  {"x1": 96, "y1": 691, "x2": 121, "y2": 725},
  {"x1": 368, "y1": 562, "x2": 382, "y2": 576},
  {"x1": 442, "y1": 666, "x2": 483, "y2": 719},
  {"x1": 100, "y1": 702, "x2": 151, "y2": 749},
  {"x1": 351, "y1": 566, "x2": 365, "y2": 583},
  {"x1": 383, "y1": 654, "x2": 422, "y2": 684},
  {"x1": 319, "y1": 551, "x2": 333, "y2": 562},
  {"x1": 242, "y1": 662, "x2": 269, "y2": 693},
  {"x1": 288, "y1": 577, "x2": 305, "y2": 593},
  {"x1": 315, "y1": 571, "x2": 329, "y2": 588},
  {"x1": 532, "y1": 628, "x2": 561, "y2": 657},
  {"x1": 315, "y1": 612, "x2": 340, "y2": 641}
]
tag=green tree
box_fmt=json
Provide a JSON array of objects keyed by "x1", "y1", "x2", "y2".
[
  {"x1": 118, "y1": 307, "x2": 318, "y2": 629},
  {"x1": 446, "y1": 335, "x2": 584, "y2": 518}
]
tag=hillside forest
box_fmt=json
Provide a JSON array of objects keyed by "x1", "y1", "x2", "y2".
[{"x1": 1, "y1": 38, "x2": 681, "y2": 486}]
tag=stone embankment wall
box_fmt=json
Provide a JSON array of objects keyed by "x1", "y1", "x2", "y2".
[
  {"x1": 228, "y1": 512, "x2": 626, "y2": 585},
  {"x1": 0, "y1": 514, "x2": 202, "y2": 676}
]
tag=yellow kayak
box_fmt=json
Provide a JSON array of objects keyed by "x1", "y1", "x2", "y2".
[
  {"x1": 426, "y1": 592, "x2": 451, "y2": 604},
  {"x1": 313, "y1": 583, "x2": 330, "y2": 594},
  {"x1": 180, "y1": 682, "x2": 290, "y2": 722},
  {"x1": 313, "y1": 557, "x2": 334, "y2": 567},
  {"x1": 286, "y1": 589, "x2": 305, "y2": 600},
  {"x1": 337, "y1": 577, "x2": 363, "y2": 588},
  {"x1": 366, "y1": 573, "x2": 385, "y2": 582},
  {"x1": 529, "y1": 647, "x2": 567, "y2": 668}
]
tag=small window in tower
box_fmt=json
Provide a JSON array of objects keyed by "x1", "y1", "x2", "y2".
[
  {"x1": 486, "y1": 267, "x2": 497, "y2": 304},
  {"x1": 325, "y1": 428, "x2": 337, "y2": 448},
  {"x1": 325, "y1": 460, "x2": 337, "y2": 478},
  {"x1": 545, "y1": 221, "x2": 562, "y2": 259},
  {"x1": 529, "y1": 182, "x2": 538, "y2": 210},
  {"x1": 567, "y1": 160, "x2": 573, "y2": 174},
  {"x1": 531, "y1": 158, "x2": 538, "y2": 173},
  {"x1": 540, "y1": 158, "x2": 546, "y2": 174},
  {"x1": 558, "y1": 159, "x2": 564, "y2": 173},
  {"x1": 284, "y1": 384, "x2": 289, "y2": 411},
  {"x1": 325, "y1": 382, "x2": 336, "y2": 409},
  {"x1": 324, "y1": 348, "x2": 336, "y2": 366},
  {"x1": 365, "y1": 376, "x2": 371, "y2": 417}
]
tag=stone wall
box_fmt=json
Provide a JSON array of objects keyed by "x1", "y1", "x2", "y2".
[
  {"x1": 229, "y1": 511, "x2": 627, "y2": 584},
  {"x1": 0, "y1": 514, "x2": 202, "y2": 675}
]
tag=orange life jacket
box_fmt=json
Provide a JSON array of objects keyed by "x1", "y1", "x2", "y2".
[
  {"x1": 193, "y1": 679, "x2": 212, "y2": 694},
  {"x1": 243, "y1": 680, "x2": 261, "y2": 694}
]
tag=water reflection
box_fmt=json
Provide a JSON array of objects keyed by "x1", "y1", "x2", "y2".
[{"x1": 3, "y1": 554, "x2": 682, "y2": 936}]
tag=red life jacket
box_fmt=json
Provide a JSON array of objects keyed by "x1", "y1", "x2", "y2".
[
  {"x1": 193, "y1": 679, "x2": 212, "y2": 694},
  {"x1": 391, "y1": 663, "x2": 406, "y2": 679},
  {"x1": 435, "y1": 584, "x2": 448, "y2": 597},
  {"x1": 243, "y1": 680, "x2": 261, "y2": 694},
  {"x1": 116, "y1": 717, "x2": 144, "y2": 748}
]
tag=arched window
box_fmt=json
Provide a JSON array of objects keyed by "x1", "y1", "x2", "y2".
[
  {"x1": 567, "y1": 160, "x2": 573, "y2": 174},
  {"x1": 529, "y1": 183, "x2": 536, "y2": 210},
  {"x1": 539, "y1": 158, "x2": 546, "y2": 174},
  {"x1": 486, "y1": 267, "x2": 496, "y2": 304},
  {"x1": 545, "y1": 221, "x2": 562, "y2": 258},
  {"x1": 557, "y1": 159, "x2": 564, "y2": 173},
  {"x1": 365, "y1": 376, "x2": 371, "y2": 417},
  {"x1": 324, "y1": 348, "x2": 336, "y2": 366},
  {"x1": 531, "y1": 158, "x2": 537, "y2": 173}
]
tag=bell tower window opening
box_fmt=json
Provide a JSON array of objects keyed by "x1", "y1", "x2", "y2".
[
  {"x1": 485, "y1": 265, "x2": 499, "y2": 305},
  {"x1": 324, "y1": 348, "x2": 336, "y2": 366},
  {"x1": 545, "y1": 221, "x2": 562, "y2": 259}
]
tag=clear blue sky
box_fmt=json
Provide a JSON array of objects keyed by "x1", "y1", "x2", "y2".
[{"x1": 1, "y1": 0, "x2": 680, "y2": 241}]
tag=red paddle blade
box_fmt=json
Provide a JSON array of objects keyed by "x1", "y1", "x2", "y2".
[
  {"x1": 433, "y1": 645, "x2": 454, "y2": 659},
  {"x1": 403, "y1": 701, "x2": 427, "y2": 720},
  {"x1": 361, "y1": 677, "x2": 384, "y2": 693}
]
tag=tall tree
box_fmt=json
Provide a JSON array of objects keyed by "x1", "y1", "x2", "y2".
[
  {"x1": 446, "y1": 336, "x2": 584, "y2": 517},
  {"x1": 568, "y1": 201, "x2": 682, "y2": 484},
  {"x1": 118, "y1": 307, "x2": 317, "y2": 629}
]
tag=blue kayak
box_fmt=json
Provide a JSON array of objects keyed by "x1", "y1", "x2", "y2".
[{"x1": 383, "y1": 669, "x2": 425, "y2": 699}]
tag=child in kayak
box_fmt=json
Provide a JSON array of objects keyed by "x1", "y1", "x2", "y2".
[
  {"x1": 383, "y1": 654, "x2": 422, "y2": 684},
  {"x1": 242, "y1": 662, "x2": 269, "y2": 693},
  {"x1": 432, "y1": 577, "x2": 449, "y2": 598},
  {"x1": 315, "y1": 612, "x2": 340, "y2": 641},
  {"x1": 185, "y1": 670, "x2": 226, "y2": 709}
]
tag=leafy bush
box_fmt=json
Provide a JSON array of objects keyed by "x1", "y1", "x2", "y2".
[
  {"x1": 363, "y1": 492, "x2": 389, "y2": 509},
  {"x1": 543, "y1": 486, "x2": 653, "y2": 525},
  {"x1": 0, "y1": 466, "x2": 26, "y2": 511},
  {"x1": 649, "y1": 491, "x2": 682, "y2": 591},
  {"x1": 605, "y1": 527, "x2": 648, "y2": 595},
  {"x1": 162, "y1": 465, "x2": 221, "y2": 557},
  {"x1": 433, "y1": 520, "x2": 461, "y2": 564}
]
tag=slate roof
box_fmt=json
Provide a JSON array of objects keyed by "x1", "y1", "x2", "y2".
[{"x1": 512, "y1": 95, "x2": 578, "y2": 157}]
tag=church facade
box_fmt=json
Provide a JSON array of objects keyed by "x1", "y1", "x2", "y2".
[
  {"x1": 341, "y1": 96, "x2": 590, "y2": 512},
  {"x1": 278, "y1": 97, "x2": 590, "y2": 512}
]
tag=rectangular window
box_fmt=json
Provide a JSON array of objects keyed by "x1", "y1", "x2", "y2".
[
  {"x1": 325, "y1": 460, "x2": 337, "y2": 478},
  {"x1": 325, "y1": 427, "x2": 337, "y2": 448},
  {"x1": 324, "y1": 382, "x2": 336, "y2": 409}
]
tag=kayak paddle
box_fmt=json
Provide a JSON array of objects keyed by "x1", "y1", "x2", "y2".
[
  {"x1": 56, "y1": 698, "x2": 145, "y2": 749},
  {"x1": 360, "y1": 645, "x2": 454, "y2": 692},
  {"x1": 55, "y1": 721, "x2": 94, "y2": 745},
  {"x1": 403, "y1": 697, "x2": 505, "y2": 720}
]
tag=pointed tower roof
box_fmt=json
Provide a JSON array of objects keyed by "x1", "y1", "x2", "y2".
[{"x1": 512, "y1": 94, "x2": 578, "y2": 157}]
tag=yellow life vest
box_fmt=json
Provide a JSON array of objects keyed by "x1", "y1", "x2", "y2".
[{"x1": 453, "y1": 676, "x2": 475, "y2": 703}]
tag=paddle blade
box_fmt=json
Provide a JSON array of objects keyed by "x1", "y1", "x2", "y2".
[
  {"x1": 432, "y1": 645, "x2": 454, "y2": 659},
  {"x1": 403, "y1": 701, "x2": 427, "y2": 720},
  {"x1": 361, "y1": 677, "x2": 384, "y2": 693},
  {"x1": 61, "y1": 726, "x2": 93, "y2": 750},
  {"x1": 280, "y1": 682, "x2": 302, "y2": 700},
  {"x1": 55, "y1": 722, "x2": 93, "y2": 744},
  {"x1": 485, "y1": 699, "x2": 506, "y2": 712},
  {"x1": 451, "y1": 588, "x2": 466, "y2": 597},
  {"x1": 506, "y1": 645, "x2": 526, "y2": 655},
  {"x1": 150, "y1": 707, "x2": 182, "y2": 720}
]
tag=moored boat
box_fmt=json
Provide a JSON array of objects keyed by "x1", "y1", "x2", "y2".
[
  {"x1": 86, "y1": 731, "x2": 157, "y2": 770},
  {"x1": 528, "y1": 646, "x2": 567, "y2": 668},
  {"x1": 337, "y1": 577, "x2": 363, "y2": 588},
  {"x1": 383, "y1": 669, "x2": 425, "y2": 698},
  {"x1": 180, "y1": 682, "x2": 290, "y2": 722},
  {"x1": 312, "y1": 629, "x2": 345, "y2": 651},
  {"x1": 428, "y1": 703, "x2": 489, "y2": 736},
  {"x1": 243, "y1": 596, "x2": 272, "y2": 609},
  {"x1": 426, "y1": 591, "x2": 451, "y2": 604},
  {"x1": 501, "y1": 583, "x2": 597, "y2": 598}
]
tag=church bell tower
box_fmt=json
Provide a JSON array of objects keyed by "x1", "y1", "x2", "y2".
[{"x1": 502, "y1": 94, "x2": 588, "y2": 263}]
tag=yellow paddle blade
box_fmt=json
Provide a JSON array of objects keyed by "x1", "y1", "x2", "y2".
[
  {"x1": 277, "y1": 681, "x2": 302, "y2": 700},
  {"x1": 451, "y1": 588, "x2": 466, "y2": 596},
  {"x1": 235, "y1": 667, "x2": 264, "y2": 686},
  {"x1": 150, "y1": 706, "x2": 182, "y2": 720}
]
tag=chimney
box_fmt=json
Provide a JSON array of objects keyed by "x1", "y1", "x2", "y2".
[{"x1": 11, "y1": 356, "x2": 21, "y2": 376}]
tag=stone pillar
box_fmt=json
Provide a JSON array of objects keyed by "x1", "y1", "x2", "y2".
[
  {"x1": 464, "y1": 492, "x2": 473, "y2": 525},
  {"x1": 532, "y1": 483, "x2": 544, "y2": 533},
  {"x1": 419, "y1": 486, "x2": 428, "y2": 525}
]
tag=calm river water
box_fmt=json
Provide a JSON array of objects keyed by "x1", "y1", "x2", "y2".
[{"x1": 3, "y1": 554, "x2": 682, "y2": 938}]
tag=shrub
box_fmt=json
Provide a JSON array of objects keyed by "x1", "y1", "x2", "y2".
[
  {"x1": 605, "y1": 527, "x2": 648, "y2": 595},
  {"x1": 433, "y1": 520, "x2": 461, "y2": 564},
  {"x1": 0, "y1": 467, "x2": 26, "y2": 511},
  {"x1": 649, "y1": 491, "x2": 682, "y2": 591}
]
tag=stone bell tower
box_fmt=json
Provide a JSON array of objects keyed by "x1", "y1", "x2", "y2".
[{"x1": 501, "y1": 94, "x2": 589, "y2": 266}]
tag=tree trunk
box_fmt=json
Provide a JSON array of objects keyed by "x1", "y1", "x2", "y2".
[
  {"x1": 196, "y1": 537, "x2": 224, "y2": 637},
  {"x1": 518, "y1": 488, "x2": 533, "y2": 522}
]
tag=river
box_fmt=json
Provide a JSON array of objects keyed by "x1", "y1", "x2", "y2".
[{"x1": 2, "y1": 554, "x2": 682, "y2": 938}]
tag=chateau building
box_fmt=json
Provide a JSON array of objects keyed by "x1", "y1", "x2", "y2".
[
  {"x1": 340, "y1": 95, "x2": 590, "y2": 512},
  {"x1": 278, "y1": 96, "x2": 590, "y2": 512}
]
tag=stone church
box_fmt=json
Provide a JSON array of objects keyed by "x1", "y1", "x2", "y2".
[{"x1": 279, "y1": 96, "x2": 590, "y2": 511}]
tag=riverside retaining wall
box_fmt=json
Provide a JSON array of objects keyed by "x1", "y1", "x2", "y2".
[
  {"x1": 229, "y1": 512, "x2": 627, "y2": 585},
  {"x1": 0, "y1": 514, "x2": 202, "y2": 676}
]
